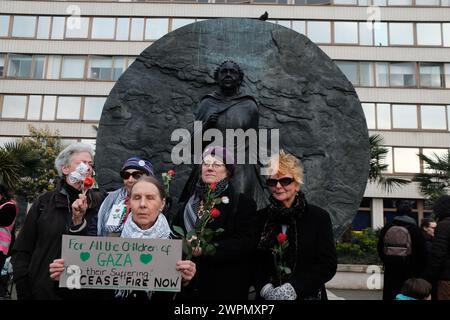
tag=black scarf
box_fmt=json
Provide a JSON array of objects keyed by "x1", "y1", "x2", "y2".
[
  {"x1": 191, "y1": 178, "x2": 229, "y2": 216},
  {"x1": 61, "y1": 179, "x2": 82, "y2": 204},
  {"x1": 258, "y1": 191, "x2": 307, "y2": 284}
]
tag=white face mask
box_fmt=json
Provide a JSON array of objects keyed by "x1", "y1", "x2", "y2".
[{"x1": 67, "y1": 162, "x2": 89, "y2": 184}]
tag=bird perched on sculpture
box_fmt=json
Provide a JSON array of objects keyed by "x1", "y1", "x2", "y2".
[{"x1": 259, "y1": 11, "x2": 268, "y2": 21}]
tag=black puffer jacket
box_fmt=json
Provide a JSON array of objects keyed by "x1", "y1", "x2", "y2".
[{"x1": 425, "y1": 196, "x2": 450, "y2": 282}]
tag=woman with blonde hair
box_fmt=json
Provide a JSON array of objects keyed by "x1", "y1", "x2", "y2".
[{"x1": 254, "y1": 150, "x2": 337, "y2": 300}]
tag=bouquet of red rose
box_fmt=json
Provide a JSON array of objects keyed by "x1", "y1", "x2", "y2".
[
  {"x1": 161, "y1": 169, "x2": 175, "y2": 195},
  {"x1": 173, "y1": 182, "x2": 227, "y2": 260},
  {"x1": 273, "y1": 232, "x2": 291, "y2": 285}
]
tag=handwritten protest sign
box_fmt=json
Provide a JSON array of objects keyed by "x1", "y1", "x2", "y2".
[{"x1": 60, "y1": 235, "x2": 182, "y2": 292}]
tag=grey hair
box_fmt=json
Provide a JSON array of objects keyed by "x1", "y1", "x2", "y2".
[{"x1": 55, "y1": 142, "x2": 94, "y2": 177}]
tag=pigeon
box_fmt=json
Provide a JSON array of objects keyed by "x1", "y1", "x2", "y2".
[{"x1": 259, "y1": 11, "x2": 268, "y2": 21}]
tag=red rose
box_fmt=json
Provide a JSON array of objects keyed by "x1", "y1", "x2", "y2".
[
  {"x1": 210, "y1": 208, "x2": 221, "y2": 218},
  {"x1": 167, "y1": 169, "x2": 176, "y2": 176},
  {"x1": 84, "y1": 176, "x2": 95, "y2": 189},
  {"x1": 277, "y1": 233, "x2": 287, "y2": 244},
  {"x1": 209, "y1": 183, "x2": 217, "y2": 190}
]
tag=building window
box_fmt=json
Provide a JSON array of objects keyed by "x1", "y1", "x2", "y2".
[
  {"x1": 389, "y1": 23, "x2": 414, "y2": 45},
  {"x1": 171, "y1": 19, "x2": 195, "y2": 31},
  {"x1": 375, "y1": 62, "x2": 389, "y2": 86},
  {"x1": 42, "y1": 96, "x2": 57, "y2": 120},
  {"x1": 89, "y1": 56, "x2": 113, "y2": 80},
  {"x1": 145, "y1": 18, "x2": 169, "y2": 40},
  {"x1": 336, "y1": 61, "x2": 358, "y2": 84},
  {"x1": 61, "y1": 56, "x2": 85, "y2": 79},
  {"x1": 27, "y1": 95, "x2": 42, "y2": 120},
  {"x1": 2, "y1": 96, "x2": 27, "y2": 119},
  {"x1": 416, "y1": 23, "x2": 442, "y2": 46},
  {"x1": 130, "y1": 18, "x2": 144, "y2": 41},
  {"x1": 445, "y1": 64, "x2": 450, "y2": 88},
  {"x1": 0, "y1": 15, "x2": 10, "y2": 37},
  {"x1": 359, "y1": 22, "x2": 373, "y2": 45},
  {"x1": 65, "y1": 17, "x2": 89, "y2": 38},
  {"x1": 92, "y1": 18, "x2": 116, "y2": 39},
  {"x1": 7, "y1": 54, "x2": 32, "y2": 78},
  {"x1": 416, "y1": 0, "x2": 439, "y2": 5},
  {"x1": 422, "y1": 148, "x2": 449, "y2": 173},
  {"x1": 393, "y1": 148, "x2": 420, "y2": 173},
  {"x1": 392, "y1": 104, "x2": 417, "y2": 129},
  {"x1": 292, "y1": 21, "x2": 305, "y2": 34},
  {"x1": 360, "y1": 62, "x2": 374, "y2": 86},
  {"x1": 362, "y1": 103, "x2": 376, "y2": 129},
  {"x1": 352, "y1": 198, "x2": 372, "y2": 231},
  {"x1": 46, "y1": 55, "x2": 61, "y2": 79},
  {"x1": 12, "y1": 16, "x2": 36, "y2": 38},
  {"x1": 307, "y1": 21, "x2": 331, "y2": 43},
  {"x1": 37, "y1": 16, "x2": 51, "y2": 39},
  {"x1": 112, "y1": 57, "x2": 126, "y2": 81},
  {"x1": 390, "y1": 62, "x2": 416, "y2": 87},
  {"x1": 51, "y1": 17, "x2": 65, "y2": 39},
  {"x1": 421, "y1": 105, "x2": 447, "y2": 130},
  {"x1": 420, "y1": 63, "x2": 443, "y2": 88},
  {"x1": 334, "y1": 0, "x2": 358, "y2": 4},
  {"x1": 443, "y1": 24, "x2": 450, "y2": 47},
  {"x1": 57, "y1": 97, "x2": 81, "y2": 120},
  {"x1": 0, "y1": 55, "x2": 4, "y2": 77},
  {"x1": 387, "y1": 0, "x2": 412, "y2": 4},
  {"x1": 374, "y1": 22, "x2": 388, "y2": 46},
  {"x1": 334, "y1": 22, "x2": 358, "y2": 44},
  {"x1": 116, "y1": 18, "x2": 130, "y2": 40},
  {"x1": 84, "y1": 97, "x2": 106, "y2": 121},
  {"x1": 376, "y1": 103, "x2": 391, "y2": 130}
]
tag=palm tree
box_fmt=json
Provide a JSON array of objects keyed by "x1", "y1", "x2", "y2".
[
  {"x1": 413, "y1": 151, "x2": 450, "y2": 201},
  {"x1": 369, "y1": 134, "x2": 410, "y2": 192}
]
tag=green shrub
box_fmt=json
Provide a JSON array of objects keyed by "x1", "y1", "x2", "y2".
[{"x1": 336, "y1": 228, "x2": 382, "y2": 265}]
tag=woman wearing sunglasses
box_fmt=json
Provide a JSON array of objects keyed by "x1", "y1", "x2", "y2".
[
  {"x1": 254, "y1": 150, "x2": 337, "y2": 300},
  {"x1": 97, "y1": 156, "x2": 154, "y2": 237}
]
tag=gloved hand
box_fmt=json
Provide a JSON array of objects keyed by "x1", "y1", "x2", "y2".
[{"x1": 260, "y1": 282, "x2": 297, "y2": 300}]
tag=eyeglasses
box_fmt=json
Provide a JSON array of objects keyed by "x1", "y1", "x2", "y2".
[
  {"x1": 266, "y1": 177, "x2": 295, "y2": 187},
  {"x1": 202, "y1": 162, "x2": 225, "y2": 169},
  {"x1": 120, "y1": 171, "x2": 144, "y2": 180}
]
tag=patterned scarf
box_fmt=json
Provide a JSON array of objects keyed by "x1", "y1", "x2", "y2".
[
  {"x1": 183, "y1": 178, "x2": 229, "y2": 232},
  {"x1": 97, "y1": 187, "x2": 128, "y2": 236},
  {"x1": 257, "y1": 191, "x2": 307, "y2": 284}
]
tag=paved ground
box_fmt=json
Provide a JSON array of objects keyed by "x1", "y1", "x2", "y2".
[{"x1": 328, "y1": 289, "x2": 382, "y2": 300}]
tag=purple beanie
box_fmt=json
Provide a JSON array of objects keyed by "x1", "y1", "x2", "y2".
[
  {"x1": 202, "y1": 146, "x2": 236, "y2": 176},
  {"x1": 121, "y1": 157, "x2": 154, "y2": 176}
]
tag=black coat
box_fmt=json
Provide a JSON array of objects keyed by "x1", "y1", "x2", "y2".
[
  {"x1": 425, "y1": 216, "x2": 450, "y2": 282},
  {"x1": 254, "y1": 204, "x2": 337, "y2": 300},
  {"x1": 11, "y1": 182, "x2": 104, "y2": 300},
  {"x1": 172, "y1": 184, "x2": 257, "y2": 300},
  {"x1": 377, "y1": 216, "x2": 427, "y2": 300}
]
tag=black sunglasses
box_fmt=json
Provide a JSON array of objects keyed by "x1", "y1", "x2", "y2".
[
  {"x1": 266, "y1": 177, "x2": 295, "y2": 187},
  {"x1": 120, "y1": 171, "x2": 144, "y2": 180}
]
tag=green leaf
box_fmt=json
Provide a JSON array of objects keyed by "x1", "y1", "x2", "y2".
[
  {"x1": 215, "y1": 228, "x2": 225, "y2": 234},
  {"x1": 283, "y1": 267, "x2": 292, "y2": 274},
  {"x1": 186, "y1": 230, "x2": 196, "y2": 240},
  {"x1": 205, "y1": 244, "x2": 217, "y2": 256},
  {"x1": 172, "y1": 225, "x2": 185, "y2": 238}
]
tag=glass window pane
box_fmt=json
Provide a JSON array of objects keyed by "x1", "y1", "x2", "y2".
[
  {"x1": 57, "y1": 96, "x2": 81, "y2": 120},
  {"x1": 394, "y1": 148, "x2": 420, "y2": 173},
  {"x1": 7, "y1": 54, "x2": 32, "y2": 78},
  {"x1": 336, "y1": 61, "x2": 358, "y2": 85},
  {"x1": 448, "y1": 106, "x2": 450, "y2": 131},
  {"x1": 390, "y1": 62, "x2": 416, "y2": 87},
  {"x1": 84, "y1": 97, "x2": 106, "y2": 121},
  {"x1": 292, "y1": 20, "x2": 305, "y2": 34},
  {"x1": 389, "y1": 23, "x2": 413, "y2": 45},
  {"x1": 33, "y1": 56, "x2": 45, "y2": 79},
  {"x1": 89, "y1": 56, "x2": 113, "y2": 80},
  {"x1": 51, "y1": 17, "x2": 65, "y2": 39},
  {"x1": 277, "y1": 20, "x2": 291, "y2": 28},
  {"x1": 420, "y1": 63, "x2": 443, "y2": 87},
  {"x1": 145, "y1": 18, "x2": 169, "y2": 40},
  {"x1": 42, "y1": 96, "x2": 56, "y2": 120},
  {"x1": 421, "y1": 105, "x2": 446, "y2": 130},
  {"x1": 416, "y1": 23, "x2": 441, "y2": 46},
  {"x1": 422, "y1": 149, "x2": 448, "y2": 173},
  {"x1": 377, "y1": 103, "x2": 391, "y2": 130},
  {"x1": 27, "y1": 95, "x2": 42, "y2": 120},
  {"x1": 130, "y1": 18, "x2": 144, "y2": 41},
  {"x1": 360, "y1": 62, "x2": 374, "y2": 86},
  {"x1": 362, "y1": 103, "x2": 375, "y2": 129},
  {"x1": 61, "y1": 57, "x2": 85, "y2": 79},
  {"x1": 127, "y1": 57, "x2": 135, "y2": 68},
  {"x1": 359, "y1": 22, "x2": 373, "y2": 45},
  {"x1": 334, "y1": 0, "x2": 357, "y2": 4},
  {"x1": 37, "y1": 16, "x2": 51, "y2": 39},
  {"x1": 334, "y1": 22, "x2": 358, "y2": 44},
  {"x1": 0, "y1": 16, "x2": 10, "y2": 37},
  {"x1": 392, "y1": 104, "x2": 417, "y2": 128},
  {"x1": 116, "y1": 18, "x2": 129, "y2": 40},
  {"x1": 46, "y1": 55, "x2": 61, "y2": 79},
  {"x1": 416, "y1": 0, "x2": 439, "y2": 4},
  {"x1": 383, "y1": 146, "x2": 393, "y2": 173},
  {"x1": 92, "y1": 18, "x2": 115, "y2": 39},
  {"x1": 12, "y1": 16, "x2": 36, "y2": 37},
  {"x1": 66, "y1": 17, "x2": 89, "y2": 38},
  {"x1": 307, "y1": 21, "x2": 331, "y2": 43},
  {"x1": 443, "y1": 24, "x2": 450, "y2": 47},
  {"x1": 445, "y1": 64, "x2": 450, "y2": 88},
  {"x1": 376, "y1": 62, "x2": 389, "y2": 86},
  {"x1": 373, "y1": 0, "x2": 387, "y2": 5},
  {"x1": 113, "y1": 57, "x2": 125, "y2": 80},
  {"x1": 0, "y1": 55, "x2": 4, "y2": 77},
  {"x1": 442, "y1": 0, "x2": 450, "y2": 6},
  {"x1": 171, "y1": 19, "x2": 195, "y2": 31},
  {"x1": 374, "y1": 22, "x2": 388, "y2": 46},
  {"x1": 2, "y1": 96, "x2": 27, "y2": 118},
  {"x1": 387, "y1": 0, "x2": 412, "y2": 4}
]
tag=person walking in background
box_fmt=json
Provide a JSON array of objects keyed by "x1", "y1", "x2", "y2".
[
  {"x1": 254, "y1": 150, "x2": 337, "y2": 300},
  {"x1": 11, "y1": 143, "x2": 105, "y2": 300},
  {"x1": 425, "y1": 195, "x2": 450, "y2": 300},
  {"x1": 395, "y1": 278, "x2": 432, "y2": 300},
  {"x1": 377, "y1": 200, "x2": 427, "y2": 300},
  {"x1": 420, "y1": 217, "x2": 436, "y2": 265},
  {"x1": 0, "y1": 184, "x2": 18, "y2": 298}
]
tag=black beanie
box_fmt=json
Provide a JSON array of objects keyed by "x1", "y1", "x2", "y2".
[{"x1": 433, "y1": 195, "x2": 450, "y2": 220}]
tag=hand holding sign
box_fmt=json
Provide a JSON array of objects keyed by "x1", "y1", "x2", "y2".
[{"x1": 49, "y1": 258, "x2": 65, "y2": 281}]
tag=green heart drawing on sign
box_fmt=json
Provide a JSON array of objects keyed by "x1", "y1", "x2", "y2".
[
  {"x1": 80, "y1": 252, "x2": 90, "y2": 262},
  {"x1": 140, "y1": 254, "x2": 153, "y2": 265}
]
